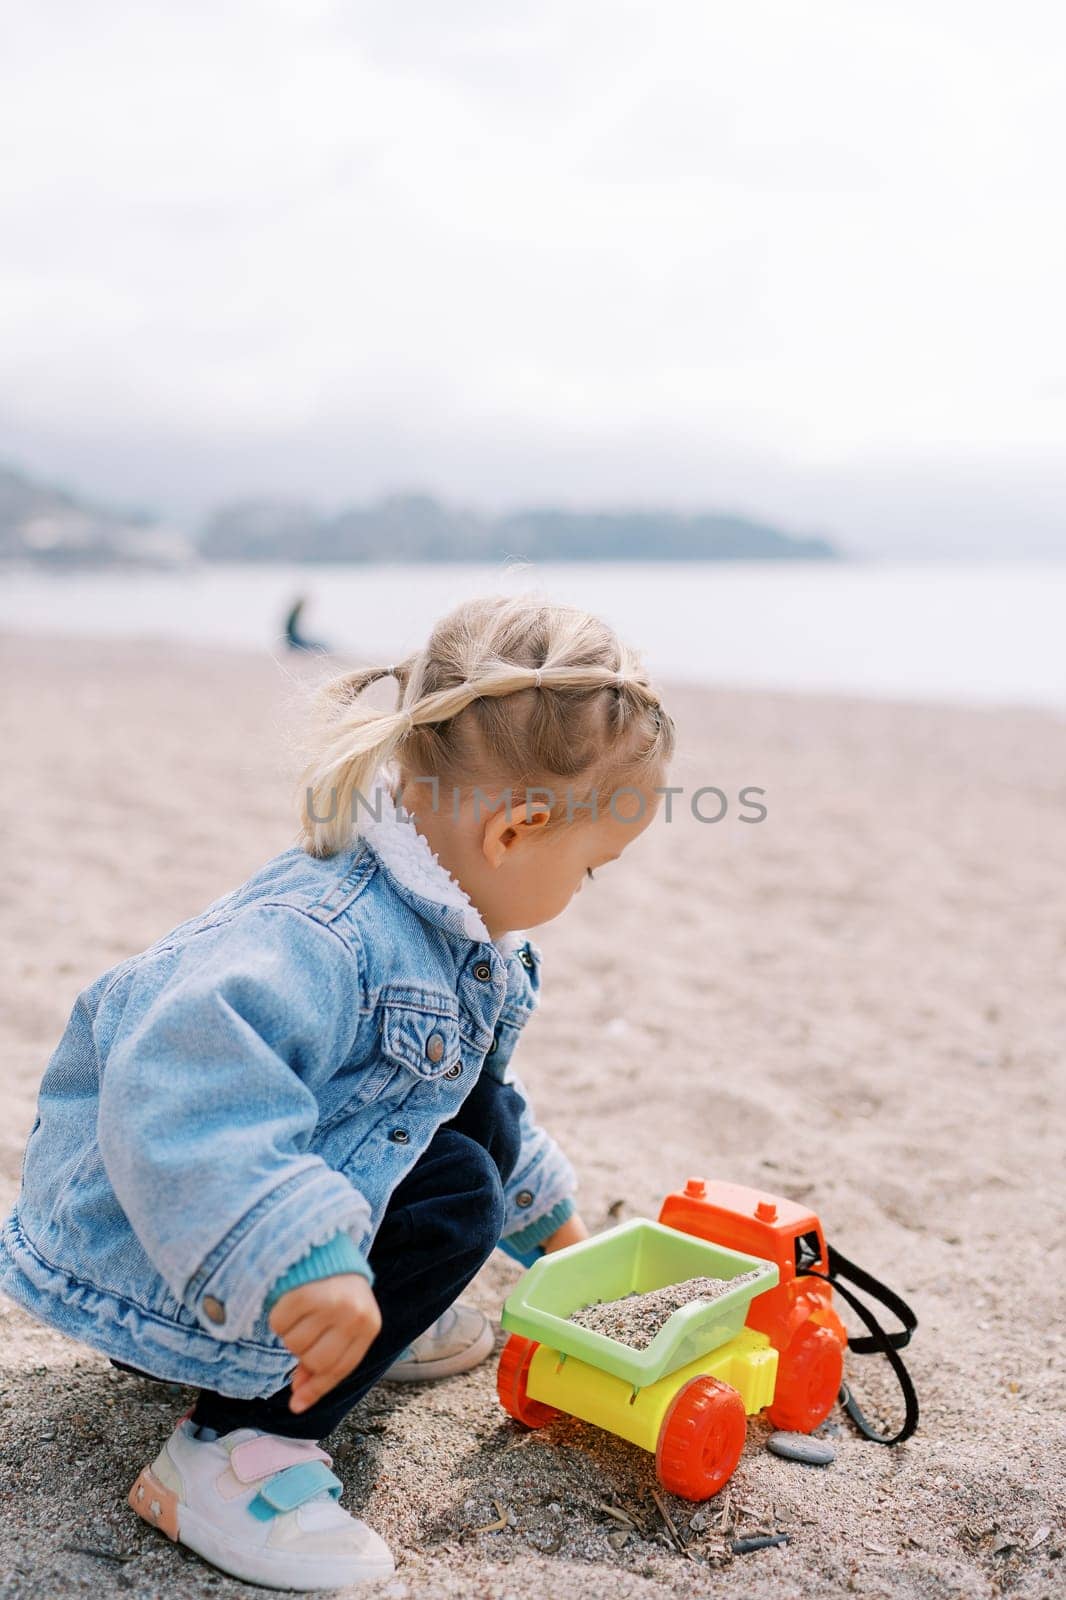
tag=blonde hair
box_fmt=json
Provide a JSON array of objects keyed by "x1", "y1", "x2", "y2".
[{"x1": 294, "y1": 593, "x2": 676, "y2": 858}]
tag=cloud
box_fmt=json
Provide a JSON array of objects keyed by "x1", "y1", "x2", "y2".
[{"x1": 1, "y1": 1, "x2": 1064, "y2": 549}]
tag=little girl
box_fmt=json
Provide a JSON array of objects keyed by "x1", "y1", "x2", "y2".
[{"x1": 0, "y1": 593, "x2": 675, "y2": 1591}]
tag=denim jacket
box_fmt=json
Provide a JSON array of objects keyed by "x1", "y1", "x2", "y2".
[{"x1": 0, "y1": 774, "x2": 578, "y2": 1398}]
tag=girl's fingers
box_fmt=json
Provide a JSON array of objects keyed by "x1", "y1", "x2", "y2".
[
  {"x1": 287, "y1": 1323, "x2": 354, "y2": 1380},
  {"x1": 288, "y1": 1361, "x2": 318, "y2": 1403},
  {"x1": 289, "y1": 1335, "x2": 373, "y2": 1413},
  {"x1": 273, "y1": 1309, "x2": 330, "y2": 1357},
  {"x1": 268, "y1": 1290, "x2": 321, "y2": 1337}
]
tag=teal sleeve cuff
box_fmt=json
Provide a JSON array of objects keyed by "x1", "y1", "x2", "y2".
[
  {"x1": 263, "y1": 1231, "x2": 374, "y2": 1314},
  {"x1": 497, "y1": 1196, "x2": 576, "y2": 1268}
]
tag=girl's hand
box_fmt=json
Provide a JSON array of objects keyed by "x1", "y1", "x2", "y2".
[
  {"x1": 541, "y1": 1211, "x2": 591, "y2": 1252},
  {"x1": 268, "y1": 1274, "x2": 382, "y2": 1414}
]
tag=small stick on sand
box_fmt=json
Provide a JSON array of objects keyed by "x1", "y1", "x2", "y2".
[
  {"x1": 598, "y1": 1503, "x2": 639, "y2": 1528},
  {"x1": 467, "y1": 1499, "x2": 511, "y2": 1535},
  {"x1": 650, "y1": 1486, "x2": 695, "y2": 1560}
]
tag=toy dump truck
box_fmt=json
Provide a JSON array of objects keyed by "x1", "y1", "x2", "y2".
[{"x1": 497, "y1": 1178, "x2": 848, "y2": 1500}]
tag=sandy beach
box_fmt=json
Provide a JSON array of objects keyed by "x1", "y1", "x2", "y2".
[{"x1": 1, "y1": 629, "x2": 1062, "y2": 1600}]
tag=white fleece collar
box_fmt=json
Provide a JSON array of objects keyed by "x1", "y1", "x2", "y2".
[{"x1": 357, "y1": 766, "x2": 525, "y2": 958}]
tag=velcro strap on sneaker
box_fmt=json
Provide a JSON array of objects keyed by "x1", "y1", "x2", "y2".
[
  {"x1": 247, "y1": 1461, "x2": 343, "y2": 1520},
  {"x1": 229, "y1": 1434, "x2": 332, "y2": 1484}
]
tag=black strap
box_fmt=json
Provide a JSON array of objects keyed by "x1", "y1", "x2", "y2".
[
  {"x1": 824, "y1": 1246, "x2": 918, "y2": 1353},
  {"x1": 802, "y1": 1244, "x2": 920, "y2": 1446}
]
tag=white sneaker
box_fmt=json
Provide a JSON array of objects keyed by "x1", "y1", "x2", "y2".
[
  {"x1": 382, "y1": 1302, "x2": 495, "y2": 1382},
  {"x1": 129, "y1": 1419, "x2": 395, "y2": 1591}
]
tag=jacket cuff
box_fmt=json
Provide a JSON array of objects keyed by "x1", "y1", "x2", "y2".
[
  {"x1": 497, "y1": 1195, "x2": 576, "y2": 1268},
  {"x1": 186, "y1": 1163, "x2": 373, "y2": 1342},
  {"x1": 263, "y1": 1230, "x2": 374, "y2": 1314}
]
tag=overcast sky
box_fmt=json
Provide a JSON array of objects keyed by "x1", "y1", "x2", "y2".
[{"x1": 2, "y1": 1, "x2": 1064, "y2": 554}]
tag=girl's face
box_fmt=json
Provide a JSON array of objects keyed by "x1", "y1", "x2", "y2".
[
  {"x1": 492, "y1": 791, "x2": 661, "y2": 933},
  {"x1": 403, "y1": 773, "x2": 664, "y2": 938}
]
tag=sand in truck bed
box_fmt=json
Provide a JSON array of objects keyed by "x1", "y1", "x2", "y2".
[{"x1": 567, "y1": 1272, "x2": 764, "y2": 1350}]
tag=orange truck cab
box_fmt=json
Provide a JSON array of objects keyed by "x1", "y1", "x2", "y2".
[{"x1": 659, "y1": 1177, "x2": 848, "y2": 1432}]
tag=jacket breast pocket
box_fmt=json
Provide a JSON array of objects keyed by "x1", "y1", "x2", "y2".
[
  {"x1": 315, "y1": 995, "x2": 465, "y2": 1164},
  {"x1": 378, "y1": 993, "x2": 463, "y2": 1080},
  {"x1": 343, "y1": 989, "x2": 464, "y2": 1108}
]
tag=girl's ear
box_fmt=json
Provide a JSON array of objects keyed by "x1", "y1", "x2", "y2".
[{"x1": 481, "y1": 800, "x2": 552, "y2": 869}]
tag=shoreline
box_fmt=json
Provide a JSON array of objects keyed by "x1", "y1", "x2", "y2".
[{"x1": 3, "y1": 623, "x2": 1064, "y2": 721}]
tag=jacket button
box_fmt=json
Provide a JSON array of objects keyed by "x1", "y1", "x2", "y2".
[
  {"x1": 515, "y1": 1189, "x2": 534, "y2": 1208},
  {"x1": 444, "y1": 1062, "x2": 462, "y2": 1079},
  {"x1": 426, "y1": 1032, "x2": 445, "y2": 1062},
  {"x1": 202, "y1": 1295, "x2": 226, "y2": 1325},
  {"x1": 390, "y1": 1128, "x2": 410, "y2": 1144},
  {"x1": 519, "y1": 946, "x2": 535, "y2": 969},
  {"x1": 473, "y1": 961, "x2": 492, "y2": 982},
  {"x1": 486, "y1": 1027, "x2": 500, "y2": 1056}
]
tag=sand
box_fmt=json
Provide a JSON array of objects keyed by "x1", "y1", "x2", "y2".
[
  {"x1": 0, "y1": 629, "x2": 1063, "y2": 1600},
  {"x1": 567, "y1": 1274, "x2": 764, "y2": 1348}
]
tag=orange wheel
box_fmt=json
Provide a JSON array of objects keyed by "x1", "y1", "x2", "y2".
[
  {"x1": 766, "y1": 1322, "x2": 844, "y2": 1433},
  {"x1": 496, "y1": 1334, "x2": 560, "y2": 1428},
  {"x1": 815, "y1": 1304, "x2": 849, "y2": 1350},
  {"x1": 655, "y1": 1376, "x2": 747, "y2": 1501}
]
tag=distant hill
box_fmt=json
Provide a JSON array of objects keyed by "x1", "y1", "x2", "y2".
[
  {"x1": 0, "y1": 463, "x2": 194, "y2": 567},
  {"x1": 200, "y1": 493, "x2": 839, "y2": 562},
  {"x1": 0, "y1": 465, "x2": 839, "y2": 566}
]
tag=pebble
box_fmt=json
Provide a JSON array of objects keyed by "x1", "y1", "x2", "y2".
[{"x1": 767, "y1": 1430, "x2": 836, "y2": 1465}]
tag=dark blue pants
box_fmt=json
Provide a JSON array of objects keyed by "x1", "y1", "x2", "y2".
[{"x1": 188, "y1": 1070, "x2": 525, "y2": 1440}]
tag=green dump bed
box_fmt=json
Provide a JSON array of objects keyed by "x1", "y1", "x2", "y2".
[{"x1": 500, "y1": 1217, "x2": 779, "y2": 1388}]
